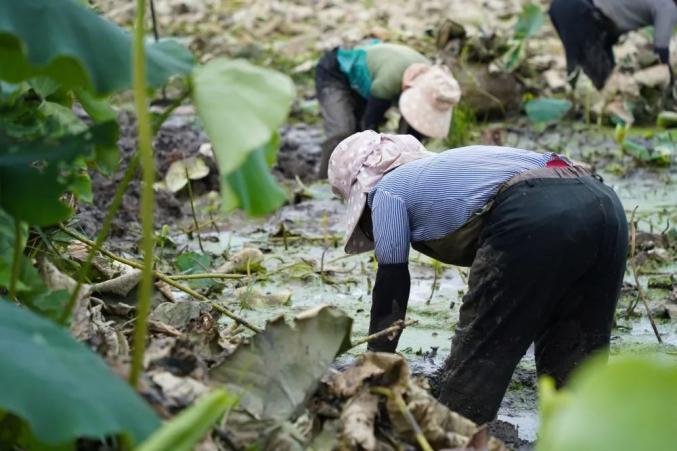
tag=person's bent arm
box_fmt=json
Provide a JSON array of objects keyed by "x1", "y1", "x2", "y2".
[
  {"x1": 360, "y1": 96, "x2": 391, "y2": 131},
  {"x1": 368, "y1": 189, "x2": 411, "y2": 352}
]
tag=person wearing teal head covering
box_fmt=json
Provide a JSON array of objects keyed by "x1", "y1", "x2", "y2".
[{"x1": 315, "y1": 42, "x2": 432, "y2": 178}]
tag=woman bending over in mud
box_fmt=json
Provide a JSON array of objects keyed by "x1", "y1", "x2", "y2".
[
  {"x1": 549, "y1": 0, "x2": 677, "y2": 89},
  {"x1": 328, "y1": 131, "x2": 628, "y2": 424},
  {"x1": 315, "y1": 42, "x2": 460, "y2": 178}
]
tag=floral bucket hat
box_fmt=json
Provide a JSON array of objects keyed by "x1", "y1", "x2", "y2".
[
  {"x1": 399, "y1": 63, "x2": 461, "y2": 139},
  {"x1": 327, "y1": 130, "x2": 434, "y2": 254}
]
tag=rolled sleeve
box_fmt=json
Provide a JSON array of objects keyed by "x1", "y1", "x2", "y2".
[{"x1": 371, "y1": 189, "x2": 411, "y2": 264}]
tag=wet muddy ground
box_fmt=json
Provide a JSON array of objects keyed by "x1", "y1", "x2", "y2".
[{"x1": 72, "y1": 112, "x2": 677, "y2": 447}]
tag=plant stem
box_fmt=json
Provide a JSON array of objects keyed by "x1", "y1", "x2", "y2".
[
  {"x1": 9, "y1": 219, "x2": 23, "y2": 300},
  {"x1": 370, "y1": 387, "x2": 433, "y2": 451},
  {"x1": 427, "y1": 261, "x2": 441, "y2": 305},
  {"x1": 633, "y1": 261, "x2": 662, "y2": 343},
  {"x1": 169, "y1": 273, "x2": 245, "y2": 281},
  {"x1": 58, "y1": 225, "x2": 262, "y2": 333},
  {"x1": 625, "y1": 207, "x2": 662, "y2": 343},
  {"x1": 130, "y1": 0, "x2": 155, "y2": 388},
  {"x1": 60, "y1": 155, "x2": 140, "y2": 324},
  {"x1": 151, "y1": 90, "x2": 190, "y2": 133},
  {"x1": 185, "y1": 168, "x2": 205, "y2": 253},
  {"x1": 625, "y1": 206, "x2": 641, "y2": 318},
  {"x1": 350, "y1": 319, "x2": 417, "y2": 349}
]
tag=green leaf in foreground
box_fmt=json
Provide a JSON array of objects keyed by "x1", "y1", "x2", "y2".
[
  {"x1": 192, "y1": 58, "x2": 294, "y2": 174},
  {"x1": 524, "y1": 97, "x2": 572, "y2": 123},
  {"x1": 537, "y1": 355, "x2": 677, "y2": 451},
  {"x1": 192, "y1": 58, "x2": 294, "y2": 214},
  {"x1": 0, "y1": 121, "x2": 117, "y2": 225},
  {"x1": 0, "y1": 301, "x2": 161, "y2": 445},
  {"x1": 210, "y1": 305, "x2": 352, "y2": 420},
  {"x1": 225, "y1": 144, "x2": 288, "y2": 216},
  {"x1": 136, "y1": 389, "x2": 237, "y2": 451},
  {"x1": 0, "y1": 0, "x2": 193, "y2": 95}
]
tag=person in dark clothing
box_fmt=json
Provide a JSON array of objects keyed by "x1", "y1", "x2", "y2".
[
  {"x1": 549, "y1": 0, "x2": 677, "y2": 89},
  {"x1": 315, "y1": 42, "x2": 460, "y2": 178},
  {"x1": 328, "y1": 131, "x2": 628, "y2": 425}
]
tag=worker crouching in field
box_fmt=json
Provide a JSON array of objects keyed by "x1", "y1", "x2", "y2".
[
  {"x1": 328, "y1": 131, "x2": 628, "y2": 424},
  {"x1": 315, "y1": 42, "x2": 461, "y2": 178},
  {"x1": 549, "y1": 0, "x2": 677, "y2": 89}
]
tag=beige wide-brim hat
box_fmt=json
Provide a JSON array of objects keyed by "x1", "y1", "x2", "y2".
[
  {"x1": 399, "y1": 63, "x2": 461, "y2": 139},
  {"x1": 327, "y1": 130, "x2": 434, "y2": 254}
]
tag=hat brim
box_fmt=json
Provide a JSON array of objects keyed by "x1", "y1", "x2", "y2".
[
  {"x1": 399, "y1": 87, "x2": 453, "y2": 139},
  {"x1": 342, "y1": 188, "x2": 374, "y2": 254}
]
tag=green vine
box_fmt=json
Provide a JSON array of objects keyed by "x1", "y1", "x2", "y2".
[
  {"x1": 60, "y1": 155, "x2": 140, "y2": 324},
  {"x1": 9, "y1": 219, "x2": 23, "y2": 300},
  {"x1": 129, "y1": 0, "x2": 155, "y2": 388}
]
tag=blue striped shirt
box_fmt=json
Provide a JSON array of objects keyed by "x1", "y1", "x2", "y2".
[{"x1": 367, "y1": 146, "x2": 557, "y2": 264}]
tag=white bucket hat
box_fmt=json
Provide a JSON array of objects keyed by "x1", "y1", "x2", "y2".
[
  {"x1": 327, "y1": 130, "x2": 434, "y2": 254},
  {"x1": 399, "y1": 63, "x2": 461, "y2": 139}
]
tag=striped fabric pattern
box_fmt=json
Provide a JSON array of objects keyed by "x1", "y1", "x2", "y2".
[{"x1": 367, "y1": 145, "x2": 557, "y2": 264}]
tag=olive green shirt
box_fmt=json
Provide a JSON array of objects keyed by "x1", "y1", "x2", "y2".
[{"x1": 365, "y1": 44, "x2": 430, "y2": 100}]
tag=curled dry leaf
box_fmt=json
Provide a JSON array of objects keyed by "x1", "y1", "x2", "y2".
[
  {"x1": 39, "y1": 258, "x2": 87, "y2": 295},
  {"x1": 633, "y1": 65, "x2": 671, "y2": 89},
  {"x1": 332, "y1": 352, "x2": 507, "y2": 451},
  {"x1": 155, "y1": 280, "x2": 178, "y2": 302},
  {"x1": 330, "y1": 352, "x2": 410, "y2": 398},
  {"x1": 86, "y1": 303, "x2": 129, "y2": 359},
  {"x1": 235, "y1": 286, "x2": 291, "y2": 309},
  {"x1": 149, "y1": 370, "x2": 209, "y2": 411},
  {"x1": 218, "y1": 247, "x2": 264, "y2": 274},
  {"x1": 151, "y1": 301, "x2": 212, "y2": 330},
  {"x1": 148, "y1": 320, "x2": 184, "y2": 337},
  {"x1": 92, "y1": 268, "x2": 143, "y2": 296},
  {"x1": 198, "y1": 142, "x2": 214, "y2": 159},
  {"x1": 38, "y1": 258, "x2": 93, "y2": 338},
  {"x1": 165, "y1": 156, "x2": 211, "y2": 193},
  {"x1": 339, "y1": 388, "x2": 379, "y2": 451}
]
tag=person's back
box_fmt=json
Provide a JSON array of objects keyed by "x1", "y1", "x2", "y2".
[
  {"x1": 370, "y1": 146, "x2": 554, "y2": 247},
  {"x1": 365, "y1": 43, "x2": 430, "y2": 99},
  {"x1": 593, "y1": 0, "x2": 677, "y2": 52}
]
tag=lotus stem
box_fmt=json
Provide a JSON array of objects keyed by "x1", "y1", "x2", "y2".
[
  {"x1": 60, "y1": 155, "x2": 139, "y2": 324},
  {"x1": 130, "y1": 0, "x2": 155, "y2": 388}
]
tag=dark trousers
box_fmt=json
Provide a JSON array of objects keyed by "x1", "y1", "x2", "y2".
[
  {"x1": 549, "y1": 0, "x2": 620, "y2": 89},
  {"x1": 437, "y1": 176, "x2": 628, "y2": 424},
  {"x1": 316, "y1": 49, "x2": 365, "y2": 178}
]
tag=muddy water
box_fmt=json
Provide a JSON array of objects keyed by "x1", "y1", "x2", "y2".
[{"x1": 169, "y1": 123, "x2": 676, "y2": 445}]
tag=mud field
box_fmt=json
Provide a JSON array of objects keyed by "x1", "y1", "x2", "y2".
[
  {"x1": 35, "y1": 0, "x2": 675, "y2": 448},
  {"x1": 70, "y1": 109, "x2": 677, "y2": 447}
]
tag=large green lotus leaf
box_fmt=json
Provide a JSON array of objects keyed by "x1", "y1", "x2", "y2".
[
  {"x1": 0, "y1": 121, "x2": 118, "y2": 225},
  {"x1": 192, "y1": 57, "x2": 295, "y2": 176},
  {"x1": 0, "y1": 0, "x2": 193, "y2": 95},
  {"x1": 524, "y1": 97, "x2": 572, "y2": 123},
  {"x1": 73, "y1": 88, "x2": 121, "y2": 174},
  {"x1": 224, "y1": 144, "x2": 288, "y2": 216},
  {"x1": 537, "y1": 355, "x2": 677, "y2": 451},
  {"x1": 0, "y1": 301, "x2": 161, "y2": 444},
  {"x1": 210, "y1": 305, "x2": 352, "y2": 420}
]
